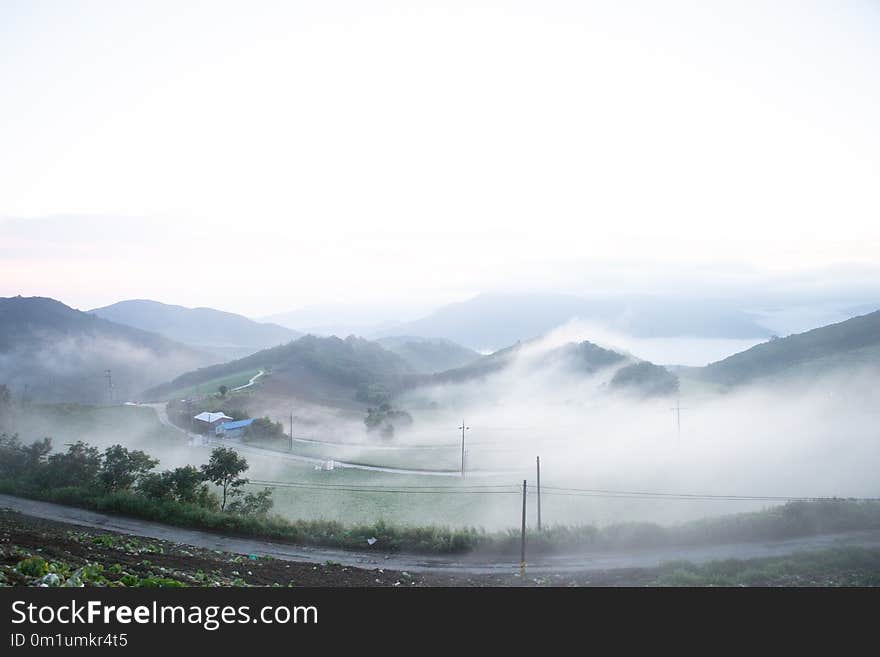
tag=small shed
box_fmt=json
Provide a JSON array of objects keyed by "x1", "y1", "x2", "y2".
[
  {"x1": 193, "y1": 411, "x2": 233, "y2": 434},
  {"x1": 216, "y1": 418, "x2": 254, "y2": 439}
]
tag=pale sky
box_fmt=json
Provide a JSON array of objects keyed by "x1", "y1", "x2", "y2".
[{"x1": 1, "y1": 0, "x2": 879, "y2": 317}]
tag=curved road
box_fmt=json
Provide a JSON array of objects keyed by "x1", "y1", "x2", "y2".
[
  {"x1": 144, "y1": 402, "x2": 503, "y2": 477},
  {"x1": 231, "y1": 370, "x2": 264, "y2": 392},
  {"x1": 3, "y1": 494, "x2": 879, "y2": 575}
]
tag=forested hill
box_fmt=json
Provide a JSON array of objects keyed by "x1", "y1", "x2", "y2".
[{"x1": 0, "y1": 296, "x2": 214, "y2": 402}]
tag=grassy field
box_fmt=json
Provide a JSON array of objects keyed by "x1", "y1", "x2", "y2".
[
  {"x1": 4, "y1": 404, "x2": 790, "y2": 529},
  {"x1": 7, "y1": 404, "x2": 877, "y2": 537},
  {"x1": 651, "y1": 547, "x2": 880, "y2": 586},
  {"x1": 11, "y1": 404, "x2": 187, "y2": 454},
  {"x1": 156, "y1": 369, "x2": 261, "y2": 400},
  {"x1": 244, "y1": 437, "x2": 464, "y2": 471}
]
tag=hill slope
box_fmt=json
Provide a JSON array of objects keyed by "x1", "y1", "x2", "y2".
[
  {"x1": 146, "y1": 334, "x2": 414, "y2": 405},
  {"x1": 376, "y1": 336, "x2": 479, "y2": 374},
  {"x1": 0, "y1": 296, "x2": 215, "y2": 403},
  {"x1": 90, "y1": 299, "x2": 300, "y2": 360},
  {"x1": 694, "y1": 308, "x2": 880, "y2": 386},
  {"x1": 431, "y1": 339, "x2": 678, "y2": 396}
]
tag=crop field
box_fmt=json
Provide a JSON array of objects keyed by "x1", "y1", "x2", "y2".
[{"x1": 7, "y1": 405, "x2": 790, "y2": 531}]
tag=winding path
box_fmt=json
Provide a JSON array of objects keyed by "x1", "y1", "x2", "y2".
[
  {"x1": 3, "y1": 494, "x2": 879, "y2": 575},
  {"x1": 231, "y1": 370, "x2": 265, "y2": 392},
  {"x1": 143, "y1": 403, "x2": 499, "y2": 477}
]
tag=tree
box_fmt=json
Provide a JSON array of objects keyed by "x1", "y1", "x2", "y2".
[
  {"x1": 244, "y1": 417, "x2": 284, "y2": 442},
  {"x1": 138, "y1": 471, "x2": 173, "y2": 501},
  {"x1": 139, "y1": 465, "x2": 217, "y2": 508},
  {"x1": 218, "y1": 385, "x2": 229, "y2": 397},
  {"x1": 200, "y1": 446, "x2": 249, "y2": 511},
  {"x1": 0, "y1": 384, "x2": 11, "y2": 430},
  {"x1": 364, "y1": 403, "x2": 413, "y2": 441},
  {"x1": 167, "y1": 465, "x2": 214, "y2": 506},
  {"x1": 0, "y1": 433, "x2": 51, "y2": 479},
  {"x1": 41, "y1": 441, "x2": 102, "y2": 489},
  {"x1": 227, "y1": 488, "x2": 274, "y2": 516},
  {"x1": 98, "y1": 445, "x2": 158, "y2": 493}
]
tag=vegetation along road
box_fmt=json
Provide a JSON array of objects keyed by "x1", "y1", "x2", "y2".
[{"x1": 3, "y1": 494, "x2": 880, "y2": 576}]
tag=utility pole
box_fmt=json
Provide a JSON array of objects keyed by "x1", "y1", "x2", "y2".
[
  {"x1": 459, "y1": 421, "x2": 469, "y2": 477},
  {"x1": 670, "y1": 396, "x2": 688, "y2": 442},
  {"x1": 105, "y1": 369, "x2": 113, "y2": 404},
  {"x1": 536, "y1": 456, "x2": 542, "y2": 531},
  {"x1": 520, "y1": 479, "x2": 527, "y2": 577}
]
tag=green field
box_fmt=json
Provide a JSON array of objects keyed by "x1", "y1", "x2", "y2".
[
  {"x1": 156, "y1": 369, "x2": 261, "y2": 400},
  {"x1": 12, "y1": 404, "x2": 187, "y2": 454},
  {"x1": 0, "y1": 404, "x2": 845, "y2": 533},
  {"x1": 7, "y1": 404, "x2": 775, "y2": 530},
  {"x1": 242, "y1": 437, "x2": 463, "y2": 472}
]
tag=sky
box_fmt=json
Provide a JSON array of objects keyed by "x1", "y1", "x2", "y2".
[{"x1": 1, "y1": 0, "x2": 879, "y2": 317}]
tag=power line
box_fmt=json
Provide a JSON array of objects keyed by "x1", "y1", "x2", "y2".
[{"x1": 245, "y1": 478, "x2": 880, "y2": 503}]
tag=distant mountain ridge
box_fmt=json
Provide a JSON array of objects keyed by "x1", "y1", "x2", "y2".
[
  {"x1": 373, "y1": 293, "x2": 771, "y2": 351},
  {"x1": 0, "y1": 296, "x2": 215, "y2": 402},
  {"x1": 90, "y1": 299, "x2": 301, "y2": 360}
]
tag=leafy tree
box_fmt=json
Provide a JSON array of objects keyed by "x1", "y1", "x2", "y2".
[
  {"x1": 218, "y1": 385, "x2": 229, "y2": 397},
  {"x1": 0, "y1": 433, "x2": 51, "y2": 479},
  {"x1": 244, "y1": 417, "x2": 284, "y2": 441},
  {"x1": 0, "y1": 384, "x2": 11, "y2": 429},
  {"x1": 200, "y1": 446, "x2": 249, "y2": 511},
  {"x1": 98, "y1": 445, "x2": 158, "y2": 493},
  {"x1": 227, "y1": 488, "x2": 274, "y2": 517},
  {"x1": 139, "y1": 465, "x2": 217, "y2": 508},
  {"x1": 138, "y1": 471, "x2": 173, "y2": 501},
  {"x1": 364, "y1": 403, "x2": 413, "y2": 440},
  {"x1": 167, "y1": 465, "x2": 215, "y2": 507},
  {"x1": 41, "y1": 441, "x2": 102, "y2": 488}
]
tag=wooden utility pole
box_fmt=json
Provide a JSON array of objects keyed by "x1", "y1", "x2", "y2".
[
  {"x1": 670, "y1": 397, "x2": 689, "y2": 442},
  {"x1": 520, "y1": 479, "x2": 527, "y2": 576},
  {"x1": 459, "y1": 421, "x2": 469, "y2": 477},
  {"x1": 536, "y1": 456, "x2": 542, "y2": 531}
]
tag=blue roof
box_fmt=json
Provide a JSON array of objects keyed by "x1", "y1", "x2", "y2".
[{"x1": 219, "y1": 419, "x2": 255, "y2": 430}]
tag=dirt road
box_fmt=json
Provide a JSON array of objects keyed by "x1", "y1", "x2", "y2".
[{"x1": 4, "y1": 494, "x2": 880, "y2": 576}]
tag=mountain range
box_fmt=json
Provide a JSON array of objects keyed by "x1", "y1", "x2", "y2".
[
  {"x1": 4, "y1": 294, "x2": 879, "y2": 407},
  {"x1": 0, "y1": 297, "x2": 215, "y2": 403},
  {"x1": 90, "y1": 299, "x2": 300, "y2": 360}
]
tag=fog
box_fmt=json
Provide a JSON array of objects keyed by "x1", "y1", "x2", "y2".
[
  {"x1": 254, "y1": 328, "x2": 880, "y2": 529},
  {"x1": 0, "y1": 332, "x2": 210, "y2": 403},
  {"x1": 7, "y1": 323, "x2": 879, "y2": 532}
]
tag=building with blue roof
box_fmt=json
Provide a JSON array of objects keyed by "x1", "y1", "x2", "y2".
[{"x1": 215, "y1": 418, "x2": 255, "y2": 439}]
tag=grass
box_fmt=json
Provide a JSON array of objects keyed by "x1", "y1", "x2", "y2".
[
  {"x1": 2, "y1": 471, "x2": 879, "y2": 556},
  {"x1": 12, "y1": 404, "x2": 186, "y2": 453},
  {"x1": 252, "y1": 438, "x2": 462, "y2": 471},
  {"x1": 651, "y1": 547, "x2": 880, "y2": 586},
  {"x1": 158, "y1": 369, "x2": 261, "y2": 400}
]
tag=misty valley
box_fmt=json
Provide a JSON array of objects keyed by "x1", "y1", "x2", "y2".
[{"x1": 2, "y1": 293, "x2": 879, "y2": 588}]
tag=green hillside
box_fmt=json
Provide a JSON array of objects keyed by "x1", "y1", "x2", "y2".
[
  {"x1": 695, "y1": 309, "x2": 880, "y2": 386},
  {"x1": 146, "y1": 334, "x2": 413, "y2": 405},
  {"x1": 0, "y1": 296, "x2": 215, "y2": 403}
]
